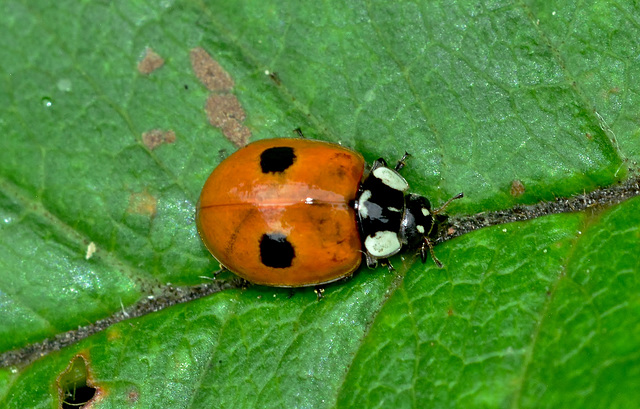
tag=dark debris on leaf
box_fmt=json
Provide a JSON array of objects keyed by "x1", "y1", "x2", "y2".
[
  {"x1": 0, "y1": 279, "x2": 237, "y2": 369},
  {"x1": 443, "y1": 176, "x2": 640, "y2": 242}
]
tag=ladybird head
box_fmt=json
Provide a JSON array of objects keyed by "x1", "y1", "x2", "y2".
[
  {"x1": 400, "y1": 192, "x2": 463, "y2": 268},
  {"x1": 399, "y1": 193, "x2": 435, "y2": 250}
]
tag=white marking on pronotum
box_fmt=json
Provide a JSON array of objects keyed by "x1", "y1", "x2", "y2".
[
  {"x1": 421, "y1": 207, "x2": 429, "y2": 216},
  {"x1": 364, "y1": 231, "x2": 402, "y2": 258},
  {"x1": 358, "y1": 190, "x2": 372, "y2": 218},
  {"x1": 388, "y1": 206, "x2": 402, "y2": 212},
  {"x1": 372, "y1": 167, "x2": 409, "y2": 191},
  {"x1": 416, "y1": 225, "x2": 425, "y2": 234}
]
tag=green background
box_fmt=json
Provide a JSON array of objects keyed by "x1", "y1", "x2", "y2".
[{"x1": 1, "y1": 0, "x2": 639, "y2": 408}]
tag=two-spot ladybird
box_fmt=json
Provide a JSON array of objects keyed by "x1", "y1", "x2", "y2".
[{"x1": 196, "y1": 138, "x2": 461, "y2": 287}]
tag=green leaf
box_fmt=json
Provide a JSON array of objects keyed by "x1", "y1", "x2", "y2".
[
  {"x1": 340, "y1": 199, "x2": 640, "y2": 407},
  {"x1": 2, "y1": 199, "x2": 639, "y2": 407},
  {"x1": 1, "y1": 0, "x2": 639, "y2": 407}
]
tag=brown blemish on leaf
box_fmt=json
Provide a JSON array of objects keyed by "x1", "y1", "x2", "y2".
[
  {"x1": 142, "y1": 129, "x2": 176, "y2": 150},
  {"x1": 127, "y1": 190, "x2": 158, "y2": 216},
  {"x1": 205, "y1": 94, "x2": 245, "y2": 126},
  {"x1": 57, "y1": 352, "x2": 104, "y2": 408},
  {"x1": 127, "y1": 387, "x2": 140, "y2": 403},
  {"x1": 191, "y1": 47, "x2": 252, "y2": 145},
  {"x1": 190, "y1": 47, "x2": 234, "y2": 92},
  {"x1": 222, "y1": 120, "x2": 251, "y2": 147},
  {"x1": 510, "y1": 180, "x2": 525, "y2": 197},
  {"x1": 205, "y1": 94, "x2": 250, "y2": 147},
  {"x1": 137, "y1": 48, "x2": 165, "y2": 75}
]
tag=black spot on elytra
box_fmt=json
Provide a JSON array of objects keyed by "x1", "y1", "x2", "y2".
[
  {"x1": 259, "y1": 232, "x2": 295, "y2": 268},
  {"x1": 260, "y1": 146, "x2": 296, "y2": 173}
]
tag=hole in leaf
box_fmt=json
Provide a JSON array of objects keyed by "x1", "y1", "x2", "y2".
[{"x1": 57, "y1": 354, "x2": 100, "y2": 408}]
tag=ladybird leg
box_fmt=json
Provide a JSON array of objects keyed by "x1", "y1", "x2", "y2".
[
  {"x1": 394, "y1": 152, "x2": 411, "y2": 171},
  {"x1": 382, "y1": 258, "x2": 396, "y2": 274},
  {"x1": 293, "y1": 127, "x2": 305, "y2": 138},
  {"x1": 431, "y1": 192, "x2": 464, "y2": 216},
  {"x1": 422, "y1": 237, "x2": 444, "y2": 268},
  {"x1": 314, "y1": 286, "x2": 325, "y2": 301},
  {"x1": 370, "y1": 158, "x2": 388, "y2": 172},
  {"x1": 211, "y1": 267, "x2": 225, "y2": 280},
  {"x1": 364, "y1": 252, "x2": 379, "y2": 269},
  {"x1": 201, "y1": 267, "x2": 227, "y2": 282}
]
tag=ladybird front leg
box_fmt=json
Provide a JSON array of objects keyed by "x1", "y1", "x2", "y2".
[
  {"x1": 394, "y1": 152, "x2": 411, "y2": 171},
  {"x1": 421, "y1": 237, "x2": 443, "y2": 268}
]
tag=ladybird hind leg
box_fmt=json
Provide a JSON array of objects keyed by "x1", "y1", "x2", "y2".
[
  {"x1": 314, "y1": 286, "x2": 325, "y2": 301},
  {"x1": 239, "y1": 278, "x2": 251, "y2": 289},
  {"x1": 201, "y1": 266, "x2": 227, "y2": 282},
  {"x1": 212, "y1": 267, "x2": 224, "y2": 280},
  {"x1": 293, "y1": 127, "x2": 305, "y2": 138},
  {"x1": 207, "y1": 266, "x2": 251, "y2": 287}
]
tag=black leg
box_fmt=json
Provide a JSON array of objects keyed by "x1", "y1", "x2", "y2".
[
  {"x1": 314, "y1": 286, "x2": 325, "y2": 300},
  {"x1": 239, "y1": 278, "x2": 251, "y2": 289},
  {"x1": 365, "y1": 252, "x2": 379, "y2": 269},
  {"x1": 381, "y1": 258, "x2": 396, "y2": 273},
  {"x1": 370, "y1": 158, "x2": 388, "y2": 172},
  {"x1": 293, "y1": 127, "x2": 305, "y2": 138},
  {"x1": 211, "y1": 267, "x2": 225, "y2": 280},
  {"x1": 395, "y1": 152, "x2": 411, "y2": 171},
  {"x1": 421, "y1": 237, "x2": 443, "y2": 268}
]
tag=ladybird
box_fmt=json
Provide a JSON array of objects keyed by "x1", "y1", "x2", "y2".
[{"x1": 196, "y1": 138, "x2": 462, "y2": 287}]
